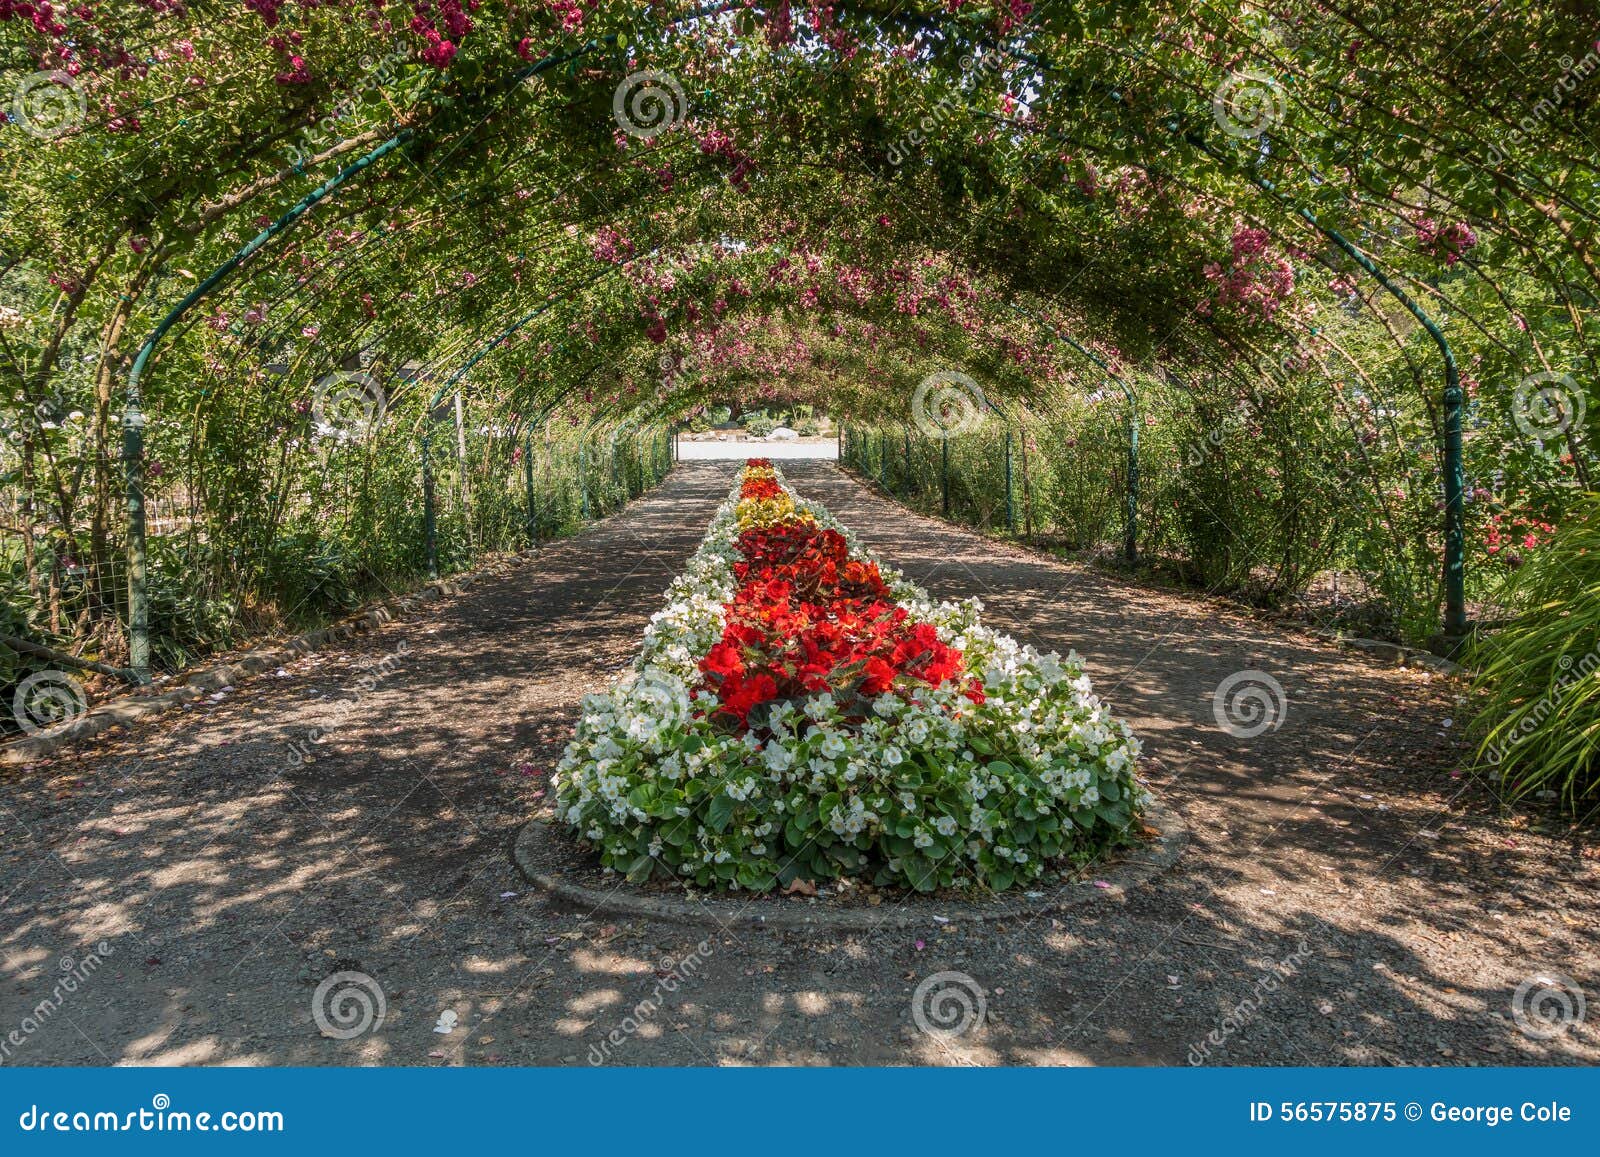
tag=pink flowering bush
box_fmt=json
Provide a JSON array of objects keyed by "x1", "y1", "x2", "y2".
[{"x1": 1199, "y1": 227, "x2": 1296, "y2": 321}]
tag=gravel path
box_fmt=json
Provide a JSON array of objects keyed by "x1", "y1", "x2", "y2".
[{"x1": 2, "y1": 461, "x2": 1595, "y2": 1067}]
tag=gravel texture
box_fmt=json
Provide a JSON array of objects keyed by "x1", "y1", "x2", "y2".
[{"x1": 1, "y1": 461, "x2": 1595, "y2": 1067}]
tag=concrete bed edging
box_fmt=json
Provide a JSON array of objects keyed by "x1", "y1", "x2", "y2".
[{"x1": 512, "y1": 794, "x2": 1189, "y2": 932}]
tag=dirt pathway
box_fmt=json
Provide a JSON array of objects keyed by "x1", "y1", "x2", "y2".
[{"x1": 2, "y1": 462, "x2": 1595, "y2": 1067}]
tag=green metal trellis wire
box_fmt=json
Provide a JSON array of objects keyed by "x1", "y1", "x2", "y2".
[
  {"x1": 984, "y1": 396, "x2": 1017, "y2": 533},
  {"x1": 114, "y1": 21, "x2": 695, "y2": 678},
  {"x1": 419, "y1": 259, "x2": 649, "y2": 578},
  {"x1": 1180, "y1": 129, "x2": 1468, "y2": 644},
  {"x1": 609, "y1": 416, "x2": 645, "y2": 493},
  {"x1": 956, "y1": 47, "x2": 1467, "y2": 642},
  {"x1": 1054, "y1": 330, "x2": 1138, "y2": 563},
  {"x1": 1009, "y1": 304, "x2": 1140, "y2": 562},
  {"x1": 523, "y1": 427, "x2": 538, "y2": 546},
  {"x1": 121, "y1": 131, "x2": 414, "y2": 681}
]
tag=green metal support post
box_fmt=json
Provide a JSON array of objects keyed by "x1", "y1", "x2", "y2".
[
  {"x1": 524, "y1": 430, "x2": 537, "y2": 546},
  {"x1": 120, "y1": 132, "x2": 414, "y2": 682},
  {"x1": 1181, "y1": 130, "x2": 1468, "y2": 644},
  {"x1": 941, "y1": 435, "x2": 950, "y2": 519},
  {"x1": 1004, "y1": 430, "x2": 1015, "y2": 533},
  {"x1": 579, "y1": 444, "x2": 590, "y2": 520},
  {"x1": 422, "y1": 430, "x2": 438, "y2": 579}
]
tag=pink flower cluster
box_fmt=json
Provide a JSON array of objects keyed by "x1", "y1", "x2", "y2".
[
  {"x1": 1200, "y1": 226, "x2": 1295, "y2": 321},
  {"x1": 268, "y1": 32, "x2": 312, "y2": 85},
  {"x1": 590, "y1": 226, "x2": 635, "y2": 265},
  {"x1": 700, "y1": 126, "x2": 754, "y2": 192},
  {"x1": 243, "y1": 0, "x2": 284, "y2": 28},
  {"x1": 766, "y1": 0, "x2": 793, "y2": 48},
  {"x1": 411, "y1": 0, "x2": 477, "y2": 69},
  {"x1": 1415, "y1": 217, "x2": 1477, "y2": 265},
  {"x1": 546, "y1": 0, "x2": 591, "y2": 35},
  {"x1": 995, "y1": 0, "x2": 1034, "y2": 35}
]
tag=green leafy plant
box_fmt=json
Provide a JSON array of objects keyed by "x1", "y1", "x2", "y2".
[
  {"x1": 742, "y1": 409, "x2": 779, "y2": 438},
  {"x1": 1471, "y1": 494, "x2": 1600, "y2": 812}
]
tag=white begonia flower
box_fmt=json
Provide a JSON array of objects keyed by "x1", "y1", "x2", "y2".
[{"x1": 804, "y1": 693, "x2": 835, "y2": 719}]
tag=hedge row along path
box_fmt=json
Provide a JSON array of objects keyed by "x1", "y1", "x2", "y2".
[{"x1": 2, "y1": 463, "x2": 1595, "y2": 1067}]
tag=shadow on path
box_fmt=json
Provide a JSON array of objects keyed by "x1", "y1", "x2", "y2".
[{"x1": 1, "y1": 462, "x2": 1593, "y2": 1067}]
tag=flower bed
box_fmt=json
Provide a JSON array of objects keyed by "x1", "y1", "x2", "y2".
[{"x1": 554, "y1": 460, "x2": 1148, "y2": 893}]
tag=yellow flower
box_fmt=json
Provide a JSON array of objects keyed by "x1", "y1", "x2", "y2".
[{"x1": 736, "y1": 494, "x2": 814, "y2": 530}]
